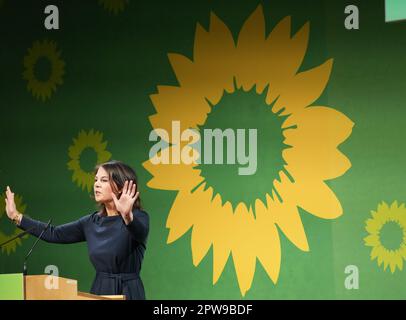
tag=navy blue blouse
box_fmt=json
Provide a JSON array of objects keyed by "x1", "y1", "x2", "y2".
[{"x1": 18, "y1": 209, "x2": 149, "y2": 300}]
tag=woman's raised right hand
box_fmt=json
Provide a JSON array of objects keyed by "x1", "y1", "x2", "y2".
[{"x1": 5, "y1": 186, "x2": 20, "y2": 220}]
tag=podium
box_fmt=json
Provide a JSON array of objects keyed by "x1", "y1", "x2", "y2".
[{"x1": 0, "y1": 274, "x2": 125, "y2": 300}]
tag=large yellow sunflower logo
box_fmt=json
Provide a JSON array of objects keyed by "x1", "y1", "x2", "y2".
[
  {"x1": 23, "y1": 40, "x2": 65, "y2": 101},
  {"x1": 68, "y1": 129, "x2": 112, "y2": 192},
  {"x1": 98, "y1": 0, "x2": 128, "y2": 15},
  {"x1": 364, "y1": 201, "x2": 406, "y2": 273},
  {"x1": 143, "y1": 5, "x2": 353, "y2": 296},
  {"x1": 0, "y1": 194, "x2": 28, "y2": 255}
]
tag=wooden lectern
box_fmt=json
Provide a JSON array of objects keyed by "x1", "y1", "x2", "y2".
[{"x1": 0, "y1": 274, "x2": 125, "y2": 300}]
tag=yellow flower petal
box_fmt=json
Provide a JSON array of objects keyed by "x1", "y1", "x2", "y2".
[
  {"x1": 165, "y1": 184, "x2": 211, "y2": 243},
  {"x1": 143, "y1": 146, "x2": 203, "y2": 191},
  {"x1": 283, "y1": 106, "x2": 354, "y2": 145},
  {"x1": 254, "y1": 198, "x2": 281, "y2": 283},
  {"x1": 274, "y1": 170, "x2": 343, "y2": 219},
  {"x1": 149, "y1": 86, "x2": 211, "y2": 141},
  {"x1": 234, "y1": 5, "x2": 266, "y2": 92},
  {"x1": 267, "y1": 192, "x2": 309, "y2": 252},
  {"x1": 395, "y1": 252, "x2": 403, "y2": 271},
  {"x1": 190, "y1": 190, "x2": 222, "y2": 266},
  {"x1": 212, "y1": 240, "x2": 231, "y2": 285},
  {"x1": 364, "y1": 234, "x2": 379, "y2": 247},
  {"x1": 169, "y1": 13, "x2": 236, "y2": 105},
  {"x1": 211, "y1": 200, "x2": 234, "y2": 285},
  {"x1": 271, "y1": 59, "x2": 333, "y2": 115},
  {"x1": 283, "y1": 147, "x2": 350, "y2": 181},
  {"x1": 166, "y1": 183, "x2": 236, "y2": 287},
  {"x1": 400, "y1": 245, "x2": 406, "y2": 259},
  {"x1": 377, "y1": 201, "x2": 390, "y2": 213},
  {"x1": 374, "y1": 246, "x2": 383, "y2": 265},
  {"x1": 231, "y1": 203, "x2": 257, "y2": 296},
  {"x1": 265, "y1": 18, "x2": 309, "y2": 104}
]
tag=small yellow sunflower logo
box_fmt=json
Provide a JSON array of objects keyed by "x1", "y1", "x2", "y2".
[
  {"x1": 23, "y1": 39, "x2": 65, "y2": 101},
  {"x1": 364, "y1": 201, "x2": 406, "y2": 273},
  {"x1": 0, "y1": 193, "x2": 28, "y2": 255},
  {"x1": 98, "y1": 0, "x2": 128, "y2": 15},
  {"x1": 143, "y1": 5, "x2": 353, "y2": 296},
  {"x1": 67, "y1": 129, "x2": 112, "y2": 192}
]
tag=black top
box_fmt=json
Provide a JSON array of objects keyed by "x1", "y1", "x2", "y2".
[{"x1": 18, "y1": 209, "x2": 149, "y2": 300}]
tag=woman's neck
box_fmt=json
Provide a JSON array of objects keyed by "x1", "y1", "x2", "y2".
[{"x1": 104, "y1": 201, "x2": 119, "y2": 216}]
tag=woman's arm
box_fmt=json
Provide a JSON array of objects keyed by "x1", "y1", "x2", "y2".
[
  {"x1": 18, "y1": 215, "x2": 86, "y2": 244},
  {"x1": 125, "y1": 209, "x2": 149, "y2": 244},
  {"x1": 5, "y1": 186, "x2": 86, "y2": 244}
]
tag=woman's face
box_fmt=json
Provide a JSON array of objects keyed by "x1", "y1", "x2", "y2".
[{"x1": 94, "y1": 166, "x2": 117, "y2": 204}]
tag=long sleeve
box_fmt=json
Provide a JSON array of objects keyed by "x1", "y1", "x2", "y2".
[
  {"x1": 125, "y1": 209, "x2": 149, "y2": 244},
  {"x1": 18, "y1": 215, "x2": 87, "y2": 244}
]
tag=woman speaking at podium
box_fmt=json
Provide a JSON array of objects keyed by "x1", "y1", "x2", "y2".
[{"x1": 4, "y1": 160, "x2": 149, "y2": 300}]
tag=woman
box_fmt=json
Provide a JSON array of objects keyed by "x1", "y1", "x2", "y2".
[{"x1": 4, "y1": 160, "x2": 149, "y2": 300}]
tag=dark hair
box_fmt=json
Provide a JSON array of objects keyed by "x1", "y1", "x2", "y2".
[{"x1": 95, "y1": 160, "x2": 142, "y2": 216}]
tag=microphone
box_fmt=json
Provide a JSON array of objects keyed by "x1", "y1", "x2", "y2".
[
  {"x1": 23, "y1": 219, "x2": 52, "y2": 275},
  {"x1": 0, "y1": 226, "x2": 37, "y2": 248}
]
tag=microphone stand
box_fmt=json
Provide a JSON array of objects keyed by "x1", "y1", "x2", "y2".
[
  {"x1": 0, "y1": 226, "x2": 37, "y2": 248},
  {"x1": 23, "y1": 219, "x2": 52, "y2": 275}
]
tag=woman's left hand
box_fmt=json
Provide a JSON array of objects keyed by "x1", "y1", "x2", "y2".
[{"x1": 112, "y1": 180, "x2": 139, "y2": 225}]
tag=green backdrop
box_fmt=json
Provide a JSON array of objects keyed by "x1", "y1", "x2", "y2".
[{"x1": 1, "y1": 0, "x2": 406, "y2": 299}]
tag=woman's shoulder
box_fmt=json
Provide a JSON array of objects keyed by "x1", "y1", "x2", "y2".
[
  {"x1": 133, "y1": 208, "x2": 149, "y2": 218},
  {"x1": 78, "y1": 211, "x2": 101, "y2": 223}
]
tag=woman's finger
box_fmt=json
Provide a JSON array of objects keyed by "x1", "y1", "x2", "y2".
[
  {"x1": 128, "y1": 183, "x2": 135, "y2": 197},
  {"x1": 133, "y1": 191, "x2": 139, "y2": 200},
  {"x1": 7, "y1": 186, "x2": 14, "y2": 196},
  {"x1": 127, "y1": 180, "x2": 133, "y2": 195},
  {"x1": 6, "y1": 190, "x2": 13, "y2": 201},
  {"x1": 123, "y1": 180, "x2": 129, "y2": 195}
]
